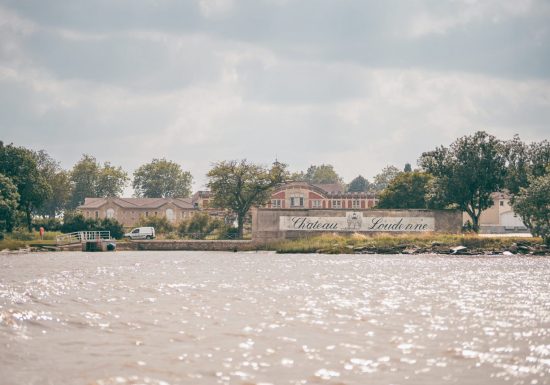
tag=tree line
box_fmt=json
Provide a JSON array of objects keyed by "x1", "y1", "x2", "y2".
[{"x1": 1, "y1": 131, "x2": 549, "y2": 243}]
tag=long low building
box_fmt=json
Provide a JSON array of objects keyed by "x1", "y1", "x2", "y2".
[{"x1": 78, "y1": 197, "x2": 197, "y2": 227}]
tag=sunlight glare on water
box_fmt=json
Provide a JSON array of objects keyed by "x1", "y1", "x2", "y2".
[{"x1": 0, "y1": 251, "x2": 549, "y2": 385}]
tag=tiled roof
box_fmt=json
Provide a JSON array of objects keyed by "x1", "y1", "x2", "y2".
[
  {"x1": 312, "y1": 183, "x2": 345, "y2": 194},
  {"x1": 78, "y1": 197, "x2": 194, "y2": 209}
]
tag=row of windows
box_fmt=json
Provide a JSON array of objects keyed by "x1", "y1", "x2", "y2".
[
  {"x1": 271, "y1": 199, "x2": 365, "y2": 208},
  {"x1": 86, "y1": 209, "x2": 193, "y2": 220}
]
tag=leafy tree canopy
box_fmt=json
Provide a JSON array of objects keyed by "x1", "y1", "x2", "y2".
[
  {"x1": 377, "y1": 171, "x2": 434, "y2": 209},
  {"x1": 0, "y1": 173, "x2": 20, "y2": 232},
  {"x1": 69, "y1": 155, "x2": 128, "y2": 208},
  {"x1": 34, "y1": 150, "x2": 71, "y2": 218},
  {"x1": 0, "y1": 142, "x2": 52, "y2": 230},
  {"x1": 512, "y1": 171, "x2": 550, "y2": 245},
  {"x1": 292, "y1": 164, "x2": 343, "y2": 184},
  {"x1": 207, "y1": 160, "x2": 287, "y2": 238},
  {"x1": 133, "y1": 158, "x2": 192, "y2": 198},
  {"x1": 419, "y1": 131, "x2": 506, "y2": 232},
  {"x1": 372, "y1": 165, "x2": 401, "y2": 192},
  {"x1": 347, "y1": 175, "x2": 370, "y2": 193}
]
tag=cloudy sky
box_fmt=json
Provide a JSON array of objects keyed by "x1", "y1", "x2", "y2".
[{"x1": 1, "y1": 0, "x2": 549, "y2": 191}]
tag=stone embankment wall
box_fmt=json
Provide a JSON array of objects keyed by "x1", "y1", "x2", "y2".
[
  {"x1": 119, "y1": 240, "x2": 256, "y2": 252},
  {"x1": 253, "y1": 208, "x2": 462, "y2": 242}
]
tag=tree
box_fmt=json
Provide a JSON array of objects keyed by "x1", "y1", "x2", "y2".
[
  {"x1": 97, "y1": 163, "x2": 129, "y2": 197},
  {"x1": 69, "y1": 155, "x2": 100, "y2": 209},
  {"x1": 207, "y1": 160, "x2": 287, "y2": 238},
  {"x1": 69, "y1": 155, "x2": 128, "y2": 208},
  {"x1": 377, "y1": 172, "x2": 434, "y2": 209},
  {"x1": 529, "y1": 140, "x2": 550, "y2": 179},
  {"x1": 34, "y1": 150, "x2": 71, "y2": 217},
  {"x1": 133, "y1": 158, "x2": 192, "y2": 198},
  {"x1": 419, "y1": 131, "x2": 506, "y2": 232},
  {"x1": 404, "y1": 163, "x2": 412, "y2": 172},
  {"x1": 0, "y1": 173, "x2": 20, "y2": 232},
  {"x1": 292, "y1": 164, "x2": 343, "y2": 184},
  {"x1": 347, "y1": 175, "x2": 370, "y2": 193},
  {"x1": 0, "y1": 143, "x2": 52, "y2": 230},
  {"x1": 502, "y1": 135, "x2": 530, "y2": 195},
  {"x1": 512, "y1": 172, "x2": 550, "y2": 245},
  {"x1": 372, "y1": 165, "x2": 401, "y2": 192}
]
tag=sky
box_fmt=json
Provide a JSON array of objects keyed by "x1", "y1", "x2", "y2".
[{"x1": 1, "y1": 0, "x2": 549, "y2": 192}]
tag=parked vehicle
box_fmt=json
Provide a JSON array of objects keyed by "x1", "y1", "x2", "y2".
[{"x1": 124, "y1": 227, "x2": 155, "y2": 240}]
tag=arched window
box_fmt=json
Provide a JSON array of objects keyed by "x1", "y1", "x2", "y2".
[
  {"x1": 106, "y1": 208, "x2": 115, "y2": 218},
  {"x1": 166, "y1": 208, "x2": 175, "y2": 222}
]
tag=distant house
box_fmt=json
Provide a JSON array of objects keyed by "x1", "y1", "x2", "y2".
[
  {"x1": 266, "y1": 181, "x2": 378, "y2": 209},
  {"x1": 463, "y1": 192, "x2": 528, "y2": 233},
  {"x1": 77, "y1": 197, "x2": 196, "y2": 227}
]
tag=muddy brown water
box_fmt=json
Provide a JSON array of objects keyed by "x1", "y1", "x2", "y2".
[{"x1": 0, "y1": 251, "x2": 549, "y2": 385}]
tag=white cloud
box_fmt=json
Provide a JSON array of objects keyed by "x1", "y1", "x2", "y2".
[
  {"x1": 0, "y1": 1, "x2": 549, "y2": 190},
  {"x1": 198, "y1": 0, "x2": 234, "y2": 19},
  {"x1": 407, "y1": 0, "x2": 538, "y2": 38}
]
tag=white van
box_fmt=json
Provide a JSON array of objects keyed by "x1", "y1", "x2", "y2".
[{"x1": 124, "y1": 227, "x2": 155, "y2": 240}]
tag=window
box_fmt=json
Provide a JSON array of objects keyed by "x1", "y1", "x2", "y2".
[
  {"x1": 332, "y1": 200, "x2": 342, "y2": 208},
  {"x1": 271, "y1": 199, "x2": 282, "y2": 208},
  {"x1": 106, "y1": 208, "x2": 115, "y2": 219},
  {"x1": 95, "y1": 211, "x2": 99, "y2": 219},
  {"x1": 145, "y1": 211, "x2": 149, "y2": 217},
  {"x1": 290, "y1": 194, "x2": 304, "y2": 207},
  {"x1": 166, "y1": 208, "x2": 174, "y2": 222},
  {"x1": 312, "y1": 200, "x2": 321, "y2": 208},
  {"x1": 500, "y1": 201, "x2": 504, "y2": 207},
  {"x1": 352, "y1": 200, "x2": 361, "y2": 209}
]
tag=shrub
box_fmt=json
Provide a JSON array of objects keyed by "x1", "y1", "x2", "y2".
[
  {"x1": 178, "y1": 212, "x2": 231, "y2": 239},
  {"x1": 99, "y1": 218, "x2": 124, "y2": 239},
  {"x1": 138, "y1": 215, "x2": 174, "y2": 234},
  {"x1": 32, "y1": 217, "x2": 62, "y2": 232},
  {"x1": 9, "y1": 229, "x2": 37, "y2": 240},
  {"x1": 60, "y1": 211, "x2": 124, "y2": 239}
]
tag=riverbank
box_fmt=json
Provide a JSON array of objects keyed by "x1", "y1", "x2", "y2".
[
  {"x1": 270, "y1": 233, "x2": 549, "y2": 255},
  {"x1": 2, "y1": 233, "x2": 549, "y2": 255}
]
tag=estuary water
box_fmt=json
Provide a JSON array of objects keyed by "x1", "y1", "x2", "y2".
[{"x1": 0, "y1": 251, "x2": 549, "y2": 385}]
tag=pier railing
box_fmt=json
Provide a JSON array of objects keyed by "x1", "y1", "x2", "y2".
[{"x1": 56, "y1": 231, "x2": 111, "y2": 245}]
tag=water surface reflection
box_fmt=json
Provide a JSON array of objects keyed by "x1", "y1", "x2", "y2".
[{"x1": 0, "y1": 251, "x2": 549, "y2": 385}]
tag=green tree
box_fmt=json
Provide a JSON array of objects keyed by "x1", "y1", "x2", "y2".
[
  {"x1": 0, "y1": 142, "x2": 52, "y2": 230},
  {"x1": 512, "y1": 172, "x2": 550, "y2": 245},
  {"x1": 347, "y1": 175, "x2": 370, "y2": 193},
  {"x1": 529, "y1": 140, "x2": 550, "y2": 179},
  {"x1": 207, "y1": 160, "x2": 287, "y2": 238},
  {"x1": 419, "y1": 131, "x2": 506, "y2": 232},
  {"x1": 502, "y1": 135, "x2": 530, "y2": 194},
  {"x1": 34, "y1": 150, "x2": 72, "y2": 217},
  {"x1": 97, "y1": 162, "x2": 129, "y2": 197},
  {"x1": 69, "y1": 155, "x2": 128, "y2": 208},
  {"x1": 69, "y1": 155, "x2": 100, "y2": 208},
  {"x1": 404, "y1": 163, "x2": 412, "y2": 172},
  {"x1": 292, "y1": 164, "x2": 343, "y2": 184},
  {"x1": 372, "y1": 165, "x2": 401, "y2": 192},
  {"x1": 0, "y1": 173, "x2": 20, "y2": 232},
  {"x1": 133, "y1": 158, "x2": 192, "y2": 198},
  {"x1": 376, "y1": 172, "x2": 434, "y2": 209}
]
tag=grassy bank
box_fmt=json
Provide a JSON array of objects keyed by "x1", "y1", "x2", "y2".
[
  {"x1": 270, "y1": 233, "x2": 546, "y2": 255},
  {"x1": 0, "y1": 231, "x2": 60, "y2": 251}
]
